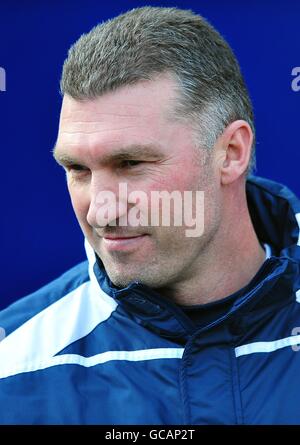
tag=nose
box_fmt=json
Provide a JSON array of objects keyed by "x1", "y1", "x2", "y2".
[{"x1": 86, "y1": 173, "x2": 128, "y2": 228}]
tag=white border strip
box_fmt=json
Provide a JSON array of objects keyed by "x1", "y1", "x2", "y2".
[
  {"x1": 296, "y1": 289, "x2": 300, "y2": 303},
  {"x1": 0, "y1": 348, "x2": 184, "y2": 379},
  {"x1": 263, "y1": 243, "x2": 272, "y2": 260},
  {"x1": 296, "y1": 213, "x2": 300, "y2": 246},
  {"x1": 235, "y1": 334, "x2": 300, "y2": 357}
]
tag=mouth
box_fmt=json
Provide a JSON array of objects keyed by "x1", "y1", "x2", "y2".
[{"x1": 101, "y1": 234, "x2": 149, "y2": 251}]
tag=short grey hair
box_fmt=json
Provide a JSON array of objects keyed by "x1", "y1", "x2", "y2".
[{"x1": 60, "y1": 6, "x2": 256, "y2": 175}]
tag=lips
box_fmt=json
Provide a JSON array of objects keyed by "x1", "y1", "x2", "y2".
[
  {"x1": 101, "y1": 233, "x2": 149, "y2": 251},
  {"x1": 95, "y1": 228, "x2": 148, "y2": 239},
  {"x1": 104, "y1": 235, "x2": 144, "y2": 240}
]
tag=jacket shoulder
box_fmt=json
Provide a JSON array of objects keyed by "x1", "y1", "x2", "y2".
[{"x1": 0, "y1": 261, "x2": 89, "y2": 337}]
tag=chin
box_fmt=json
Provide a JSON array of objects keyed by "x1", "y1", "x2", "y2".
[
  {"x1": 104, "y1": 261, "x2": 164, "y2": 289},
  {"x1": 111, "y1": 277, "x2": 133, "y2": 288},
  {"x1": 106, "y1": 268, "x2": 140, "y2": 288}
]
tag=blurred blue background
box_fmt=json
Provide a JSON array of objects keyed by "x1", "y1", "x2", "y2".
[{"x1": 0, "y1": 0, "x2": 299, "y2": 309}]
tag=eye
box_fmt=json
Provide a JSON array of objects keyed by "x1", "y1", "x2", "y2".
[
  {"x1": 66, "y1": 164, "x2": 88, "y2": 172},
  {"x1": 120, "y1": 160, "x2": 143, "y2": 168},
  {"x1": 64, "y1": 164, "x2": 90, "y2": 180}
]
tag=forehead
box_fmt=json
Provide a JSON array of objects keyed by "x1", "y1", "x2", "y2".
[
  {"x1": 59, "y1": 77, "x2": 176, "y2": 133},
  {"x1": 55, "y1": 76, "x2": 195, "y2": 160}
]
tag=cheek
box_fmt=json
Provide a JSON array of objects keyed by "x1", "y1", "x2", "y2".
[
  {"x1": 147, "y1": 159, "x2": 200, "y2": 192},
  {"x1": 68, "y1": 185, "x2": 90, "y2": 224},
  {"x1": 152, "y1": 167, "x2": 199, "y2": 193}
]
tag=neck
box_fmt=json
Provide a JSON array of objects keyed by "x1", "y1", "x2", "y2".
[{"x1": 159, "y1": 182, "x2": 266, "y2": 306}]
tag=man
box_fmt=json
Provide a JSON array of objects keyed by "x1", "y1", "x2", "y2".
[{"x1": 0, "y1": 6, "x2": 299, "y2": 425}]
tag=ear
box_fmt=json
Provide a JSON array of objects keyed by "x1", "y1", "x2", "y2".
[{"x1": 217, "y1": 120, "x2": 253, "y2": 185}]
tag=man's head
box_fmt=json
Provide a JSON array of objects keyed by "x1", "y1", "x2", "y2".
[
  {"x1": 60, "y1": 6, "x2": 256, "y2": 174},
  {"x1": 54, "y1": 7, "x2": 255, "y2": 300}
]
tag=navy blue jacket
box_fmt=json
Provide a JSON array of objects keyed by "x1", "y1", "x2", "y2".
[{"x1": 0, "y1": 176, "x2": 300, "y2": 424}]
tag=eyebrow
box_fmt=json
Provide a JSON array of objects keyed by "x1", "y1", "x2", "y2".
[{"x1": 52, "y1": 143, "x2": 163, "y2": 166}]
